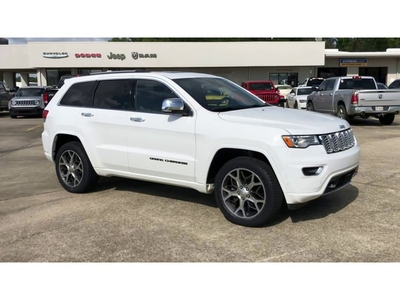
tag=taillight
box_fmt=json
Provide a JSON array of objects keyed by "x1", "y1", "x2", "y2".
[
  {"x1": 42, "y1": 109, "x2": 49, "y2": 121},
  {"x1": 43, "y1": 92, "x2": 49, "y2": 105},
  {"x1": 351, "y1": 92, "x2": 359, "y2": 104}
]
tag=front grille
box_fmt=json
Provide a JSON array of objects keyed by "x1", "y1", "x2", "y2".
[
  {"x1": 318, "y1": 129, "x2": 355, "y2": 154},
  {"x1": 258, "y1": 94, "x2": 278, "y2": 103},
  {"x1": 14, "y1": 100, "x2": 37, "y2": 106}
]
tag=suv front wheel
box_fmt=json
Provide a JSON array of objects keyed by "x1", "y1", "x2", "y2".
[
  {"x1": 55, "y1": 141, "x2": 99, "y2": 193},
  {"x1": 214, "y1": 157, "x2": 284, "y2": 227}
]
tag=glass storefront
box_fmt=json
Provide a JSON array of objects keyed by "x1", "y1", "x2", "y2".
[
  {"x1": 46, "y1": 69, "x2": 72, "y2": 86},
  {"x1": 77, "y1": 69, "x2": 103, "y2": 75},
  {"x1": 269, "y1": 73, "x2": 298, "y2": 86}
]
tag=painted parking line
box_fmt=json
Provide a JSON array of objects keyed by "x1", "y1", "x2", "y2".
[{"x1": 26, "y1": 124, "x2": 43, "y2": 131}]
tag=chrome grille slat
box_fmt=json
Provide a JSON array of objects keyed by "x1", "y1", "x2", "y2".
[
  {"x1": 15, "y1": 100, "x2": 36, "y2": 106},
  {"x1": 318, "y1": 129, "x2": 355, "y2": 154}
]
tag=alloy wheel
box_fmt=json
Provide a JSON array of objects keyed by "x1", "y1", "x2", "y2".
[
  {"x1": 220, "y1": 168, "x2": 266, "y2": 219},
  {"x1": 58, "y1": 150, "x2": 84, "y2": 188}
]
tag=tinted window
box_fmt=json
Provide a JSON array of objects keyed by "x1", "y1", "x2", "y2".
[
  {"x1": 93, "y1": 79, "x2": 132, "y2": 110},
  {"x1": 135, "y1": 79, "x2": 177, "y2": 113},
  {"x1": 318, "y1": 80, "x2": 328, "y2": 91},
  {"x1": 60, "y1": 81, "x2": 95, "y2": 107},
  {"x1": 306, "y1": 78, "x2": 324, "y2": 87},
  {"x1": 338, "y1": 78, "x2": 376, "y2": 90},
  {"x1": 325, "y1": 80, "x2": 335, "y2": 90},
  {"x1": 15, "y1": 88, "x2": 45, "y2": 97},
  {"x1": 388, "y1": 80, "x2": 400, "y2": 89}
]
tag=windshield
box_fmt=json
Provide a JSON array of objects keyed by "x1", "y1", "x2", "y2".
[
  {"x1": 15, "y1": 88, "x2": 45, "y2": 97},
  {"x1": 248, "y1": 83, "x2": 274, "y2": 90},
  {"x1": 306, "y1": 79, "x2": 324, "y2": 87},
  {"x1": 173, "y1": 77, "x2": 268, "y2": 112}
]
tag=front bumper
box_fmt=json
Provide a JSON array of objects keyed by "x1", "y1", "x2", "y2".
[
  {"x1": 274, "y1": 143, "x2": 360, "y2": 205},
  {"x1": 9, "y1": 106, "x2": 43, "y2": 116}
]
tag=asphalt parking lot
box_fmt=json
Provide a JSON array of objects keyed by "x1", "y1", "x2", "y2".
[{"x1": 1, "y1": 111, "x2": 400, "y2": 262}]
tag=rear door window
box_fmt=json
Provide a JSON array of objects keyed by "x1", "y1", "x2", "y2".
[
  {"x1": 60, "y1": 81, "x2": 95, "y2": 107},
  {"x1": 93, "y1": 79, "x2": 132, "y2": 111}
]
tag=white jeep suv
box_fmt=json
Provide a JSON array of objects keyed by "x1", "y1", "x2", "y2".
[{"x1": 41, "y1": 71, "x2": 360, "y2": 227}]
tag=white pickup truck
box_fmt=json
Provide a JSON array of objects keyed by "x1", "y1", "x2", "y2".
[
  {"x1": 41, "y1": 71, "x2": 360, "y2": 227},
  {"x1": 306, "y1": 76, "x2": 400, "y2": 125}
]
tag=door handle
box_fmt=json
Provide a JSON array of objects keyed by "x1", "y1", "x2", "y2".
[
  {"x1": 81, "y1": 112, "x2": 94, "y2": 117},
  {"x1": 130, "y1": 117, "x2": 145, "y2": 122}
]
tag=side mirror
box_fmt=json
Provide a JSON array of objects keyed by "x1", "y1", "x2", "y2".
[{"x1": 162, "y1": 98, "x2": 185, "y2": 114}]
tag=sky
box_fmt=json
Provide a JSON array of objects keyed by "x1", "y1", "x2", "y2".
[{"x1": 2, "y1": 1, "x2": 398, "y2": 39}]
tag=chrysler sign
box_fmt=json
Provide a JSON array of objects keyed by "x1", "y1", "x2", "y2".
[{"x1": 43, "y1": 52, "x2": 69, "y2": 59}]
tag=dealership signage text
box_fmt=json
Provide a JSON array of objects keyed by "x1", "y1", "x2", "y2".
[
  {"x1": 75, "y1": 53, "x2": 102, "y2": 58},
  {"x1": 107, "y1": 52, "x2": 126, "y2": 61},
  {"x1": 43, "y1": 52, "x2": 69, "y2": 59},
  {"x1": 131, "y1": 52, "x2": 157, "y2": 59}
]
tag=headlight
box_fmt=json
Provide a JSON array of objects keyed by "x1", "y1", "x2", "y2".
[
  {"x1": 282, "y1": 135, "x2": 320, "y2": 148},
  {"x1": 11, "y1": 100, "x2": 16, "y2": 106}
]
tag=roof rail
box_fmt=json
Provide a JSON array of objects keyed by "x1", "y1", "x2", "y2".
[{"x1": 89, "y1": 69, "x2": 150, "y2": 75}]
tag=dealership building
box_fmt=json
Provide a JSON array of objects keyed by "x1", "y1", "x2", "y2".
[{"x1": 1, "y1": 41, "x2": 400, "y2": 88}]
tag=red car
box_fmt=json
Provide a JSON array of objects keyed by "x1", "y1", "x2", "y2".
[{"x1": 241, "y1": 80, "x2": 284, "y2": 106}]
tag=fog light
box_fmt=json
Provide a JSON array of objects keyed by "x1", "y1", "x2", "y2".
[{"x1": 302, "y1": 166, "x2": 323, "y2": 176}]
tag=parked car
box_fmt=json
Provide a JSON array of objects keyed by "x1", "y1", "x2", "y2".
[
  {"x1": 41, "y1": 70, "x2": 361, "y2": 227},
  {"x1": 276, "y1": 84, "x2": 292, "y2": 100},
  {"x1": 286, "y1": 87, "x2": 315, "y2": 109},
  {"x1": 8, "y1": 86, "x2": 58, "y2": 118},
  {"x1": 306, "y1": 76, "x2": 400, "y2": 125},
  {"x1": 298, "y1": 77, "x2": 325, "y2": 88},
  {"x1": 388, "y1": 79, "x2": 400, "y2": 89},
  {"x1": 0, "y1": 80, "x2": 17, "y2": 111},
  {"x1": 377, "y1": 82, "x2": 388, "y2": 89},
  {"x1": 241, "y1": 80, "x2": 284, "y2": 106}
]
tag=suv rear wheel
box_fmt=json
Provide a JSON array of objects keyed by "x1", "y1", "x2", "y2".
[
  {"x1": 55, "y1": 141, "x2": 99, "y2": 193},
  {"x1": 214, "y1": 157, "x2": 284, "y2": 227}
]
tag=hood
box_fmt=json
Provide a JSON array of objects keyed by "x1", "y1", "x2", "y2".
[
  {"x1": 218, "y1": 106, "x2": 349, "y2": 135},
  {"x1": 13, "y1": 96, "x2": 43, "y2": 100}
]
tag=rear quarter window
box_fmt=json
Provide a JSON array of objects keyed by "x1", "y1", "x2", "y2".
[{"x1": 60, "y1": 81, "x2": 95, "y2": 107}]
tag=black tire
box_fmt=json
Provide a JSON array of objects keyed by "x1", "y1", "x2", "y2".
[
  {"x1": 294, "y1": 101, "x2": 298, "y2": 109},
  {"x1": 214, "y1": 157, "x2": 284, "y2": 227},
  {"x1": 55, "y1": 141, "x2": 99, "y2": 193},
  {"x1": 306, "y1": 101, "x2": 314, "y2": 111},
  {"x1": 379, "y1": 114, "x2": 395, "y2": 125},
  {"x1": 9, "y1": 113, "x2": 17, "y2": 119},
  {"x1": 336, "y1": 104, "x2": 349, "y2": 121},
  {"x1": 285, "y1": 100, "x2": 289, "y2": 108}
]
